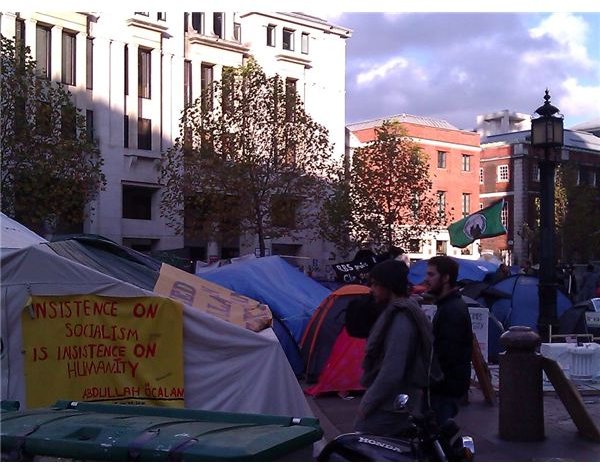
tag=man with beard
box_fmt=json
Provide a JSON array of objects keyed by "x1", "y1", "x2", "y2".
[
  {"x1": 354, "y1": 260, "x2": 442, "y2": 437},
  {"x1": 424, "y1": 256, "x2": 473, "y2": 425}
]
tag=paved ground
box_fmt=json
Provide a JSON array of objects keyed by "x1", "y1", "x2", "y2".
[{"x1": 305, "y1": 380, "x2": 600, "y2": 461}]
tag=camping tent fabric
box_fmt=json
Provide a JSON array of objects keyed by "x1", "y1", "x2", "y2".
[
  {"x1": 479, "y1": 274, "x2": 572, "y2": 361},
  {"x1": 0, "y1": 212, "x2": 46, "y2": 254},
  {"x1": 199, "y1": 256, "x2": 331, "y2": 375},
  {"x1": 408, "y1": 258, "x2": 498, "y2": 285},
  {"x1": 301, "y1": 285, "x2": 370, "y2": 396},
  {"x1": 0, "y1": 245, "x2": 312, "y2": 418},
  {"x1": 47, "y1": 238, "x2": 160, "y2": 291}
]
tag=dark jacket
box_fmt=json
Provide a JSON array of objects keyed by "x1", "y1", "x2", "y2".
[{"x1": 431, "y1": 290, "x2": 473, "y2": 398}]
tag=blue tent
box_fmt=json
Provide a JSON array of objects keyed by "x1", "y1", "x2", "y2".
[
  {"x1": 198, "y1": 256, "x2": 331, "y2": 375},
  {"x1": 408, "y1": 257, "x2": 498, "y2": 285},
  {"x1": 480, "y1": 274, "x2": 572, "y2": 361}
]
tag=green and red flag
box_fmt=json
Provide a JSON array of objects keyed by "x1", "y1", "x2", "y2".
[{"x1": 448, "y1": 199, "x2": 507, "y2": 248}]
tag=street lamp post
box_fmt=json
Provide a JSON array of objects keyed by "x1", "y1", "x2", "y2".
[{"x1": 530, "y1": 90, "x2": 564, "y2": 342}]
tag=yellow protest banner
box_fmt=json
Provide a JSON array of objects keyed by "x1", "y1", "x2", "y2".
[
  {"x1": 22, "y1": 295, "x2": 184, "y2": 409},
  {"x1": 154, "y1": 263, "x2": 272, "y2": 332}
]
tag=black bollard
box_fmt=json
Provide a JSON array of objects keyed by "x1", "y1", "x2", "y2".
[{"x1": 498, "y1": 326, "x2": 545, "y2": 441}]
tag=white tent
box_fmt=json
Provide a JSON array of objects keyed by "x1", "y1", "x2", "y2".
[
  {"x1": 0, "y1": 212, "x2": 46, "y2": 255},
  {"x1": 0, "y1": 245, "x2": 313, "y2": 417}
]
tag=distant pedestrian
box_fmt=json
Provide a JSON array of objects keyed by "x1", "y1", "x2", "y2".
[
  {"x1": 578, "y1": 264, "x2": 600, "y2": 302},
  {"x1": 491, "y1": 263, "x2": 511, "y2": 284},
  {"x1": 520, "y1": 260, "x2": 535, "y2": 275},
  {"x1": 354, "y1": 260, "x2": 442, "y2": 437},
  {"x1": 424, "y1": 256, "x2": 473, "y2": 426}
]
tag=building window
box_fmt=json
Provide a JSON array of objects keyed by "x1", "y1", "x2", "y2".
[
  {"x1": 184, "y1": 60, "x2": 192, "y2": 107},
  {"x1": 301, "y1": 32, "x2": 309, "y2": 54},
  {"x1": 462, "y1": 193, "x2": 471, "y2": 217},
  {"x1": 501, "y1": 202, "x2": 509, "y2": 228},
  {"x1": 61, "y1": 30, "x2": 76, "y2": 85},
  {"x1": 36, "y1": 24, "x2": 51, "y2": 78},
  {"x1": 157, "y1": 12, "x2": 167, "y2": 21},
  {"x1": 123, "y1": 115, "x2": 129, "y2": 148},
  {"x1": 122, "y1": 185, "x2": 155, "y2": 220},
  {"x1": 200, "y1": 64, "x2": 213, "y2": 112},
  {"x1": 437, "y1": 151, "x2": 447, "y2": 169},
  {"x1": 461, "y1": 244, "x2": 473, "y2": 255},
  {"x1": 86, "y1": 110, "x2": 94, "y2": 142},
  {"x1": 222, "y1": 67, "x2": 235, "y2": 115},
  {"x1": 191, "y1": 12, "x2": 204, "y2": 34},
  {"x1": 134, "y1": 12, "x2": 149, "y2": 17},
  {"x1": 283, "y1": 28, "x2": 294, "y2": 51},
  {"x1": 497, "y1": 164, "x2": 509, "y2": 182},
  {"x1": 86, "y1": 37, "x2": 93, "y2": 89},
  {"x1": 233, "y1": 22, "x2": 241, "y2": 42},
  {"x1": 285, "y1": 78, "x2": 297, "y2": 121},
  {"x1": 124, "y1": 45, "x2": 129, "y2": 95},
  {"x1": 436, "y1": 240, "x2": 447, "y2": 255},
  {"x1": 271, "y1": 195, "x2": 298, "y2": 228},
  {"x1": 138, "y1": 117, "x2": 152, "y2": 150},
  {"x1": 437, "y1": 191, "x2": 446, "y2": 217},
  {"x1": 213, "y1": 13, "x2": 224, "y2": 39},
  {"x1": 578, "y1": 167, "x2": 592, "y2": 186},
  {"x1": 462, "y1": 154, "x2": 471, "y2": 172},
  {"x1": 532, "y1": 165, "x2": 540, "y2": 182},
  {"x1": 61, "y1": 106, "x2": 77, "y2": 139},
  {"x1": 138, "y1": 48, "x2": 151, "y2": 99},
  {"x1": 479, "y1": 167, "x2": 484, "y2": 184},
  {"x1": 267, "y1": 24, "x2": 276, "y2": 46},
  {"x1": 408, "y1": 239, "x2": 422, "y2": 253}
]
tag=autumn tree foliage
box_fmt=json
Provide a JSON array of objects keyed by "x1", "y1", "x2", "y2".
[
  {"x1": 160, "y1": 59, "x2": 333, "y2": 256},
  {"x1": 340, "y1": 120, "x2": 447, "y2": 252},
  {"x1": 1, "y1": 36, "x2": 105, "y2": 235}
]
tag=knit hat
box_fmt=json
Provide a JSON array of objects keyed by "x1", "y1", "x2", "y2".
[{"x1": 369, "y1": 259, "x2": 409, "y2": 296}]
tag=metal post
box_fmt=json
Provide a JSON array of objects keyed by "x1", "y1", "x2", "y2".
[
  {"x1": 499, "y1": 326, "x2": 545, "y2": 441},
  {"x1": 538, "y1": 154, "x2": 557, "y2": 342}
]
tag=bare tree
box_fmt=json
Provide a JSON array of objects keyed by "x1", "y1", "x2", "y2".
[
  {"x1": 1, "y1": 36, "x2": 105, "y2": 235},
  {"x1": 160, "y1": 59, "x2": 334, "y2": 257}
]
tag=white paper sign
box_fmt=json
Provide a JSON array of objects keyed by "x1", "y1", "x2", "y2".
[{"x1": 422, "y1": 305, "x2": 489, "y2": 362}]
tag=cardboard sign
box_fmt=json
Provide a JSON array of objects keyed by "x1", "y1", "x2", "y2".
[
  {"x1": 423, "y1": 305, "x2": 489, "y2": 361},
  {"x1": 585, "y1": 312, "x2": 600, "y2": 328},
  {"x1": 154, "y1": 263, "x2": 272, "y2": 332},
  {"x1": 22, "y1": 295, "x2": 184, "y2": 409}
]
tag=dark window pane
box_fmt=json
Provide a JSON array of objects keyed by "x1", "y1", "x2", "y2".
[
  {"x1": 138, "y1": 117, "x2": 151, "y2": 150},
  {"x1": 86, "y1": 110, "x2": 94, "y2": 142},
  {"x1": 124, "y1": 44, "x2": 129, "y2": 95},
  {"x1": 36, "y1": 25, "x2": 51, "y2": 78},
  {"x1": 138, "y1": 48, "x2": 151, "y2": 99},
  {"x1": 124, "y1": 115, "x2": 129, "y2": 148},
  {"x1": 61, "y1": 106, "x2": 77, "y2": 139},
  {"x1": 200, "y1": 64, "x2": 213, "y2": 112},
  {"x1": 86, "y1": 37, "x2": 93, "y2": 89},
  {"x1": 61, "y1": 31, "x2": 76, "y2": 85},
  {"x1": 267, "y1": 25, "x2": 275, "y2": 46},
  {"x1": 184, "y1": 60, "x2": 192, "y2": 107},
  {"x1": 191, "y1": 12, "x2": 204, "y2": 33},
  {"x1": 213, "y1": 13, "x2": 223, "y2": 38},
  {"x1": 122, "y1": 185, "x2": 155, "y2": 220},
  {"x1": 283, "y1": 29, "x2": 294, "y2": 51}
]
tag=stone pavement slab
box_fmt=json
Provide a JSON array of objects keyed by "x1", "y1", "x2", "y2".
[{"x1": 306, "y1": 385, "x2": 600, "y2": 462}]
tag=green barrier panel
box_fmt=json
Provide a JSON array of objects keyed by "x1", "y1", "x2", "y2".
[{"x1": 0, "y1": 400, "x2": 323, "y2": 461}]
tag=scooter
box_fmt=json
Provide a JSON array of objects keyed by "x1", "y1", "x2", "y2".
[{"x1": 316, "y1": 394, "x2": 475, "y2": 462}]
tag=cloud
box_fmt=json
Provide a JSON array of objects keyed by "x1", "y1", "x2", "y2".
[
  {"x1": 342, "y1": 12, "x2": 600, "y2": 129},
  {"x1": 356, "y1": 57, "x2": 409, "y2": 85}
]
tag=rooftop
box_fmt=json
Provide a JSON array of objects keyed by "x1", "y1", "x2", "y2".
[{"x1": 347, "y1": 113, "x2": 459, "y2": 131}]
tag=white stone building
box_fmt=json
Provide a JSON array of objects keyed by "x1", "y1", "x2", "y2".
[{"x1": 0, "y1": 11, "x2": 351, "y2": 272}]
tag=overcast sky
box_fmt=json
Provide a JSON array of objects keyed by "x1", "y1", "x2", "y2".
[{"x1": 326, "y1": 11, "x2": 600, "y2": 130}]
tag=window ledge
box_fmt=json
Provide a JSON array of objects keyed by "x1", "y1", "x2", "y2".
[
  {"x1": 124, "y1": 150, "x2": 161, "y2": 160},
  {"x1": 126, "y1": 17, "x2": 169, "y2": 34},
  {"x1": 276, "y1": 52, "x2": 312, "y2": 68},
  {"x1": 187, "y1": 33, "x2": 250, "y2": 54}
]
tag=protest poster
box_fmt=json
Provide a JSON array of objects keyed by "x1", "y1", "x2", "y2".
[
  {"x1": 22, "y1": 295, "x2": 184, "y2": 408},
  {"x1": 422, "y1": 305, "x2": 489, "y2": 361}
]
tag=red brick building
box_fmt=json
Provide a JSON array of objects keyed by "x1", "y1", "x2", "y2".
[
  {"x1": 479, "y1": 128, "x2": 600, "y2": 266},
  {"x1": 347, "y1": 114, "x2": 481, "y2": 260}
]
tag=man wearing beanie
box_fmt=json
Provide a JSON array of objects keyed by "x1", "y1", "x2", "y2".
[
  {"x1": 355, "y1": 259, "x2": 442, "y2": 437},
  {"x1": 425, "y1": 255, "x2": 473, "y2": 426}
]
